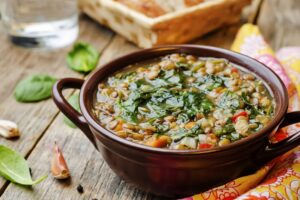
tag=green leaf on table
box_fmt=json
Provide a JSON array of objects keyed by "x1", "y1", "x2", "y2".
[
  {"x1": 0, "y1": 145, "x2": 47, "y2": 185},
  {"x1": 67, "y1": 42, "x2": 100, "y2": 73},
  {"x1": 64, "y1": 93, "x2": 80, "y2": 128},
  {"x1": 14, "y1": 74, "x2": 57, "y2": 102}
]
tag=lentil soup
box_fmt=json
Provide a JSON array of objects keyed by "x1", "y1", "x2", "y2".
[{"x1": 93, "y1": 54, "x2": 274, "y2": 150}]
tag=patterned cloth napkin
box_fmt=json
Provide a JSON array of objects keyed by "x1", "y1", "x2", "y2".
[{"x1": 181, "y1": 24, "x2": 300, "y2": 200}]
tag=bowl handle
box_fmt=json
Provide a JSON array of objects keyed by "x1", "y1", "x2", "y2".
[
  {"x1": 52, "y1": 78, "x2": 97, "y2": 149},
  {"x1": 256, "y1": 111, "x2": 300, "y2": 163}
]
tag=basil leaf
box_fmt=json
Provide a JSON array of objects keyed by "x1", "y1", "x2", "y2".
[
  {"x1": 67, "y1": 42, "x2": 100, "y2": 73},
  {"x1": 64, "y1": 93, "x2": 80, "y2": 128},
  {"x1": 0, "y1": 145, "x2": 47, "y2": 185},
  {"x1": 14, "y1": 74, "x2": 57, "y2": 102}
]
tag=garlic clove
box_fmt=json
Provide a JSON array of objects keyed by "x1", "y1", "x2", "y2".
[
  {"x1": 0, "y1": 120, "x2": 20, "y2": 138},
  {"x1": 51, "y1": 143, "x2": 70, "y2": 179}
]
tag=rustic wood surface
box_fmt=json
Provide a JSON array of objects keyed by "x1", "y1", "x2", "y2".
[{"x1": 0, "y1": 0, "x2": 299, "y2": 199}]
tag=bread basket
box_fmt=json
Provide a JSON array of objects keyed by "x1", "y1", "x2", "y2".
[{"x1": 79, "y1": 0, "x2": 251, "y2": 48}]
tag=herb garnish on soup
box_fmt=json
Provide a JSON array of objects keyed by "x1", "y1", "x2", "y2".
[{"x1": 93, "y1": 54, "x2": 274, "y2": 150}]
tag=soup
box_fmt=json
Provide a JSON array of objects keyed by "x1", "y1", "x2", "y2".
[{"x1": 93, "y1": 54, "x2": 274, "y2": 150}]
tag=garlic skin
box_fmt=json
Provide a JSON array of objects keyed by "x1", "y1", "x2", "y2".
[
  {"x1": 51, "y1": 143, "x2": 70, "y2": 179},
  {"x1": 0, "y1": 120, "x2": 20, "y2": 138}
]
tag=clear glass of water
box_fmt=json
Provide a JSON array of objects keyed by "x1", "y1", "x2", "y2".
[{"x1": 0, "y1": 0, "x2": 78, "y2": 49}]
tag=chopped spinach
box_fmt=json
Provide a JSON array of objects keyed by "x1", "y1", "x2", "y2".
[
  {"x1": 175, "y1": 62, "x2": 190, "y2": 69},
  {"x1": 205, "y1": 75, "x2": 224, "y2": 91},
  {"x1": 218, "y1": 91, "x2": 243, "y2": 110},
  {"x1": 170, "y1": 123, "x2": 203, "y2": 142},
  {"x1": 215, "y1": 123, "x2": 235, "y2": 136},
  {"x1": 184, "y1": 92, "x2": 214, "y2": 118},
  {"x1": 95, "y1": 54, "x2": 274, "y2": 150}
]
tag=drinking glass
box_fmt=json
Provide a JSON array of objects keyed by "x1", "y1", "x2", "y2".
[{"x1": 0, "y1": 0, "x2": 79, "y2": 49}]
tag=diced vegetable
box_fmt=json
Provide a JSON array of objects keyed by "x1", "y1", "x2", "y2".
[
  {"x1": 234, "y1": 117, "x2": 249, "y2": 136},
  {"x1": 231, "y1": 68, "x2": 238, "y2": 73},
  {"x1": 198, "y1": 143, "x2": 213, "y2": 149},
  {"x1": 231, "y1": 111, "x2": 248, "y2": 123},
  {"x1": 146, "y1": 135, "x2": 171, "y2": 148},
  {"x1": 180, "y1": 137, "x2": 197, "y2": 149}
]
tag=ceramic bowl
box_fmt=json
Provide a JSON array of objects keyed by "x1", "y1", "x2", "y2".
[{"x1": 52, "y1": 45, "x2": 300, "y2": 197}]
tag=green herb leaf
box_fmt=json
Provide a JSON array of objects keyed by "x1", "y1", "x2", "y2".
[
  {"x1": 177, "y1": 113, "x2": 190, "y2": 123},
  {"x1": 205, "y1": 75, "x2": 224, "y2": 91},
  {"x1": 0, "y1": 145, "x2": 47, "y2": 185},
  {"x1": 64, "y1": 93, "x2": 80, "y2": 128},
  {"x1": 14, "y1": 74, "x2": 57, "y2": 102},
  {"x1": 170, "y1": 123, "x2": 203, "y2": 142},
  {"x1": 218, "y1": 91, "x2": 243, "y2": 110},
  {"x1": 175, "y1": 62, "x2": 190, "y2": 69},
  {"x1": 229, "y1": 132, "x2": 242, "y2": 142},
  {"x1": 184, "y1": 92, "x2": 213, "y2": 118},
  {"x1": 67, "y1": 42, "x2": 100, "y2": 73}
]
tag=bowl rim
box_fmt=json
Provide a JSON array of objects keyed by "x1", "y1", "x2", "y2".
[{"x1": 79, "y1": 45, "x2": 288, "y2": 155}]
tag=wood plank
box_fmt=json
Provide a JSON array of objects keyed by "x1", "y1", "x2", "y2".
[
  {"x1": 0, "y1": 112, "x2": 165, "y2": 200},
  {"x1": 194, "y1": 24, "x2": 242, "y2": 49},
  {"x1": 0, "y1": 15, "x2": 114, "y2": 190},
  {"x1": 99, "y1": 36, "x2": 139, "y2": 65},
  {"x1": 0, "y1": 36, "x2": 162, "y2": 200},
  {"x1": 257, "y1": 0, "x2": 300, "y2": 50}
]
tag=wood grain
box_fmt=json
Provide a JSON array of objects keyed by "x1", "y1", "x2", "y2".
[
  {"x1": 257, "y1": 0, "x2": 300, "y2": 49},
  {"x1": 99, "y1": 36, "x2": 139, "y2": 66},
  {"x1": 0, "y1": 15, "x2": 113, "y2": 189}
]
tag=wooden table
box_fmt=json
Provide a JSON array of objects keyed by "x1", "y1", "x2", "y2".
[{"x1": 0, "y1": 0, "x2": 299, "y2": 199}]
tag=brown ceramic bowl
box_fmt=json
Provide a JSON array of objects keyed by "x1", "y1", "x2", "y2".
[{"x1": 52, "y1": 45, "x2": 300, "y2": 198}]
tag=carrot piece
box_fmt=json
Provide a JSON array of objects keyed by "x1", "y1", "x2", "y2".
[
  {"x1": 231, "y1": 68, "x2": 238, "y2": 73},
  {"x1": 185, "y1": 122, "x2": 196, "y2": 129},
  {"x1": 114, "y1": 121, "x2": 123, "y2": 131},
  {"x1": 147, "y1": 135, "x2": 170, "y2": 148}
]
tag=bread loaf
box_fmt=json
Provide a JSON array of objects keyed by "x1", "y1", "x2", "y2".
[{"x1": 115, "y1": 0, "x2": 204, "y2": 17}]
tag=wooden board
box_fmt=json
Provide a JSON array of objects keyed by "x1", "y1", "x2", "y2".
[{"x1": 1, "y1": 0, "x2": 300, "y2": 199}]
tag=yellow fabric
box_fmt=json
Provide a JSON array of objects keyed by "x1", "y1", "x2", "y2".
[
  {"x1": 236, "y1": 148, "x2": 300, "y2": 200},
  {"x1": 191, "y1": 163, "x2": 273, "y2": 200},
  {"x1": 231, "y1": 23, "x2": 274, "y2": 57},
  {"x1": 188, "y1": 148, "x2": 300, "y2": 200}
]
